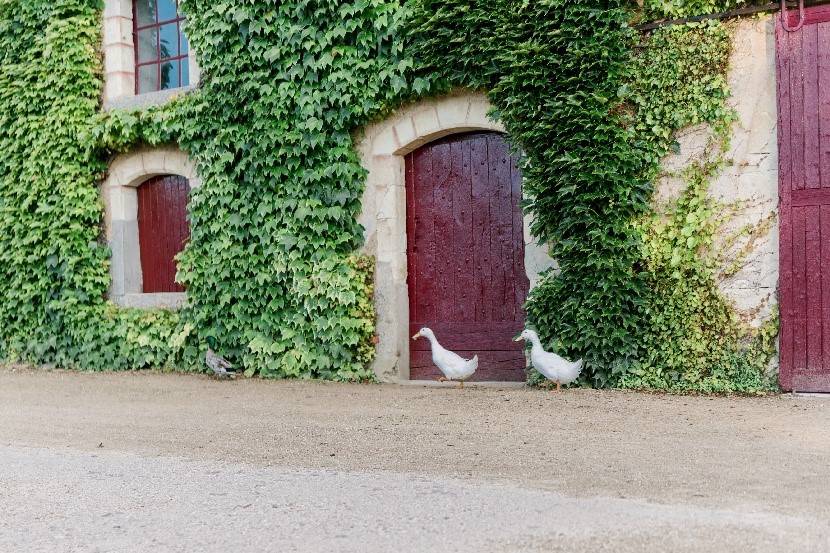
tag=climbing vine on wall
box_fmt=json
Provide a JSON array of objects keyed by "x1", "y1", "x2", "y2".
[
  {"x1": 93, "y1": 0, "x2": 420, "y2": 379},
  {"x1": 641, "y1": 0, "x2": 750, "y2": 19},
  {"x1": 409, "y1": 2, "x2": 776, "y2": 391},
  {"x1": 0, "y1": 0, "x2": 185, "y2": 371},
  {"x1": 622, "y1": 19, "x2": 777, "y2": 392},
  {"x1": 1, "y1": 0, "x2": 777, "y2": 391},
  {"x1": 2, "y1": 0, "x2": 411, "y2": 379},
  {"x1": 409, "y1": 0, "x2": 652, "y2": 386}
]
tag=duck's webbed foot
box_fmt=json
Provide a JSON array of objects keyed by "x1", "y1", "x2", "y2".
[
  {"x1": 436, "y1": 376, "x2": 448, "y2": 382},
  {"x1": 556, "y1": 381, "x2": 561, "y2": 392}
]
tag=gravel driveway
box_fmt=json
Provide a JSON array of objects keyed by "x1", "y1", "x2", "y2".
[{"x1": 1, "y1": 367, "x2": 828, "y2": 552}]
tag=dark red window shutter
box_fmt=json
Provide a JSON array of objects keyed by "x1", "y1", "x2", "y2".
[{"x1": 137, "y1": 175, "x2": 190, "y2": 293}]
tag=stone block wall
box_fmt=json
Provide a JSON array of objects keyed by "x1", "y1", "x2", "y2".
[{"x1": 655, "y1": 17, "x2": 779, "y2": 330}]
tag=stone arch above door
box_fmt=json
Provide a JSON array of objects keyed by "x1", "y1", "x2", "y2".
[
  {"x1": 356, "y1": 92, "x2": 554, "y2": 382},
  {"x1": 103, "y1": 146, "x2": 199, "y2": 308}
]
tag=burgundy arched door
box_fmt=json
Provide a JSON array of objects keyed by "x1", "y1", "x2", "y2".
[
  {"x1": 137, "y1": 174, "x2": 190, "y2": 293},
  {"x1": 406, "y1": 132, "x2": 530, "y2": 381}
]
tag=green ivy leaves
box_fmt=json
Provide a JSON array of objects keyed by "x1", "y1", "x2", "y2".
[
  {"x1": 642, "y1": 0, "x2": 749, "y2": 19},
  {"x1": 114, "y1": 0, "x2": 410, "y2": 379},
  {"x1": 621, "y1": 20, "x2": 776, "y2": 393},
  {"x1": 1, "y1": 0, "x2": 775, "y2": 392},
  {"x1": 407, "y1": 2, "x2": 774, "y2": 392},
  {"x1": 1, "y1": 0, "x2": 394, "y2": 379}
]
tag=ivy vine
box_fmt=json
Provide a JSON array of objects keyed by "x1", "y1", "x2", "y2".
[
  {"x1": 0, "y1": 0, "x2": 777, "y2": 391},
  {"x1": 641, "y1": 0, "x2": 750, "y2": 19},
  {"x1": 2, "y1": 0, "x2": 404, "y2": 379},
  {"x1": 621, "y1": 19, "x2": 777, "y2": 392}
]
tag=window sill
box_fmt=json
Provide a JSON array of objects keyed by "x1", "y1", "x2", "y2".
[
  {"x1": 113, "y1": 293, "x2": 187, "y2": 309},
  {"x1": 103, "y1": 85, "x2": 197, "y2": 112}
]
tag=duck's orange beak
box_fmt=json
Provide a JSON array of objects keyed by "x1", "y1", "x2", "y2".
[
  {"x1": 513, "y1": 335, "x2": 524, "y2": 342},
  {"x1": 412, "y1": 332, "x2": 421, "y2": 340}
]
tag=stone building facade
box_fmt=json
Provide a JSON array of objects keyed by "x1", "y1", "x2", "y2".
[{"x1": 100, "y1": 2, "x2": 781, "y2": 381}]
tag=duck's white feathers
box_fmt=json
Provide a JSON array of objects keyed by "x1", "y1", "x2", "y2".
[
  {"x1": 530, "y1": 348, "x2": 582, "y2": 385},
  {"x1": 432, "y1": 344, "x2": 478, "y2": 381},
  {"x1": 523, "y1": 330, "x2": 583, "y2": 385},
  {"x1": 417, "y1": 329, "x2": 478, "y2": 381}
]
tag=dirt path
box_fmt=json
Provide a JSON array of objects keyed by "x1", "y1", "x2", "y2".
[{"x1": 1, "y1": 367, "x2": 828, "y2": 551}]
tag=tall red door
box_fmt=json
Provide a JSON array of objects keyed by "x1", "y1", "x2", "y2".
[
  {"x1": 406, "y1": 132, "x2": 530, "y2": 381},
  {"x1": 137, "y1": 174, "x2": 191, "y2": 293},
  {"x1": 776, "y1": 5, "x2": 830, "y2": 392}
]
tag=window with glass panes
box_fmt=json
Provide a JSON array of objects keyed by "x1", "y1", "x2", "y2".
[{"x1": 133, "y1": 0, "x2": 190, "y2": 94}]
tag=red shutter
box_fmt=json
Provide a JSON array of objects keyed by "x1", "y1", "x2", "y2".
[
  {"x1": 406, "y1": 132, "x2": 530, "y2": 381},
  {"x1": 137, "y1": 175, "x2": 190, "y2": 293},
  {"x1": 776, "y1": 5, "x2": 830, "y2": 392}
]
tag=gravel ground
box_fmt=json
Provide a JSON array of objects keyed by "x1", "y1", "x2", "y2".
[{"x1": 1, "y1": 367, "x2": 829, "y2": 552}]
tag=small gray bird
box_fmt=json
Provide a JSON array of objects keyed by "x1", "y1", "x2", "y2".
[{"x1": 206, "y1": 344, "x2": 235, "y2": 379}]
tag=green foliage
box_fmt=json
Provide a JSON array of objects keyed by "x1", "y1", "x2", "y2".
[
  {"x1": 623, "y1": 160, "x2": 776, "y2": 393},
  {"x1": 626, "y1": 21, "x2": 735, "y2": 162},
  {"x1": 642, "y1": 0, "x2": 749, "y2": 19},
  {"x1": 0, "y1": 0, "x2": 778, "y2": 391},
  {"x1": 3, "y1": 0, "x2": 399, "y2": 379},
  {"x1": 348, "y1": 254, "x2": 379, "y2": 372},
  {"x1": 619, "y1": 20, "x2": 777, "y2": 393},
  {"x1": 159, "y1": 0, "x2": 407, "y2": 379},
  {"x1": 409, "y1": 3, "x2": 776, "y2": 391},
  {"x1": 0, "y1": 0, "x2": 173, "y2": 370},
  {"x1": 409, "y1": 0, "x2": 652, "y2": 386}
]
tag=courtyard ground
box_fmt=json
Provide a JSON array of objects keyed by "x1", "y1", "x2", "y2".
[{"x1": 0, "y1": 366, "x2": 828, "y2": 552}]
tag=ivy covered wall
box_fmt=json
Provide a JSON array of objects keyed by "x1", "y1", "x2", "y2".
[{"x1": 0, "y1": 0, "x2": 778, "y2": 392}]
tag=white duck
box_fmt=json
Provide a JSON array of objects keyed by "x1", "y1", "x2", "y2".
[
  {"x1": 412, "y1": 327, "x2": 478, "y2": 388},
  {"x1": 515, "y1": 329, "x2": 583, "y2": 391}
]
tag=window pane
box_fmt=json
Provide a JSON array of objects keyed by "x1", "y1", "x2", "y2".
[
  {"x1": 159, "y1": 23, "x2": 179, "y2": 59},
  {"x1": 138, "y1": 64, "x2": 158, "y2": 94},
  {"x1": 160, "y1": 60, "x2": 180, "y2": 90},
  {"x1": 180, "y1": 28, "x2": 189, "y2": 55},
  {"x1": 135, "y1": 0, "x2": 156, "y2": 27},
  {"x1": 181, "y1": 57, "x2": 190, "y2": 86},
  {"x1": 157, "y1": 0, "x2": 177, "y2": 22},
  {"x1": 137, "y1": 28, "x2": 158, "y2": 63}
]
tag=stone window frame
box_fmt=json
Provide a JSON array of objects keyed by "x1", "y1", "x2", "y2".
[
  {"x1": 103, "y1": 0, "x2": 201, "y2": 110},
  {"x1": 356, "y1": 92, "x2": 554, "y2": 382},
  {"x1": 104, "y1": 147, "x2": 200, "y2": 309}
]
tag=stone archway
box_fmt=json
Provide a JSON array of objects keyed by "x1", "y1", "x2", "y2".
[
  {"x1": 357, "y1": 92, "x2": 553, "y2": 381},
  {"x1": 103, "y1": 146, "x2": 199, "y2": 308}
]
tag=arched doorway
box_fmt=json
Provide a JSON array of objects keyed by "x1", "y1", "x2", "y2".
[{"x1": 406, "y1": 131, "x2": 529, "y2": 381}]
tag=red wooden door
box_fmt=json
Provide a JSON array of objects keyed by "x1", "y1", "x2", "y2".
[
  {"x1": 776, "y1": 5, "x2": 830, "y2": 392},
  {"x1": 406, "y1": 132, "x2": 530, "y2": 381},
  {"x1": 137, "y1": 174, "x2": 190, "y2": 293}
]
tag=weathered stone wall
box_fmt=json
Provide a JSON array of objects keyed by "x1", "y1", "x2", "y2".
[
  {"x1": 716, "y1": 17, "x2": 779, "y2": 327},
  {"x1": 360, "y1": 19, "x2": 780, "y2": 380},
  {"x1": 656, "y1": 17, "x2": 779, "y2": 330},
  {"x1": 103, "y1": 146, "x2": 199, "y2": 309}
]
